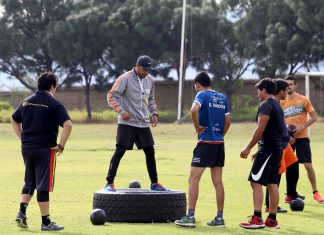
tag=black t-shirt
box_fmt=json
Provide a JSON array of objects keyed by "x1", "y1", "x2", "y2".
[
  {"x1": 12, "y1": 90, "x2": 70, "y2": 149},
  {"x1": 256, "y1": 98, "x2": 285, "y2": 150}
]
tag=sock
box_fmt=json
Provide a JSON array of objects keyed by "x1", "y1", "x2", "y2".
[
  {"x1": 216, "y1": 210, "x2": 223, "y2": 219},
  {"x1": 254, "y1": 210, "x2": 261, "y2": 218},
  {"x1": 42, "y1": 215, "x2": 51, "y2": 226},
  {"x1": 313, "y1": 191, "x2": 318, "y2": 194},
  {"x1": 19, "y1": 203, "x2": 28, "y2": 215},
  {"x1": 268, "y1": 213, "x2": 276, "y2": 220},
  {"x1": 188, "y1": 209, "x2": 195, "y2": 218}
]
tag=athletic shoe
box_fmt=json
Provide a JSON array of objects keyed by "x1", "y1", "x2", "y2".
[
  {"x1": 207, "y1": 217, "x2": 225, "y2": 227},
  {"x1": 265, "y1": 217, "x2": 280, "y2": 229},
  {"x1": 150, "y1": 182, "x2": 168, "y2": 191},
  {"x1": 239, "y1": 215, "x2": 265, "y2": 229},
  {"x1": 41, "y1": 222, "x2": 64, "y2": 231},
  {"x1": 313, "y1": 192, "x2": 324, "y2": 203},
  {"x1": 264, "y1": 207, "x2": 287, "y2": 213},
  {"x1": 285, "y1": 194, "x2": 305, "y2": 203},
  {"x1": 104, "y1": 183, "x2": 116, "y2": 192},
  {"x1": 15, "y1": 211, "x2": 28, "y2": 228},
  {"x1": 174, "y1": 215, "x2": 196, "y2": 228}
]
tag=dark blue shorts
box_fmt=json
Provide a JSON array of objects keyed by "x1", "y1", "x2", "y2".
[
  {"x1": 116, "y1": 124, "x2": 154, "y2": 150},
  {"x1": 292, "y1": 138, "x2": 312, "y2": 163},
  {"x1": 191, "y1": 143, "x2": 225, "y2": 167},
  {"x1": 22, "y1": 148, "x2": 56, "y2": 192},
  {"x1": 248, "y1": 147, "x2": 282, "y2": 186}
]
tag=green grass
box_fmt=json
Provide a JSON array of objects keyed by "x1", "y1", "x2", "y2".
[{"x1": 1, "y1": 122, "x2": 324, "y2": 234}]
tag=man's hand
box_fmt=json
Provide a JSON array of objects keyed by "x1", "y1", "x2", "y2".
[
  {"x1": 121, "y1": 112, "x2": 131, "y2": 121},
  {"x1": 51, "y1": 145, "x2": 64, "y2": 156},
  {"x1": 251, "y1": 152, "x2": 257, "y2": 161},
  {"x1": 151, "y1": 115, "x2": 158, "y2": 127},
  {"x1": 240, "y1": 147, "x2": 251, "y2": 159},
  {"x1": 289, "y1": 136, "x2": 296, "y2": 145},
  {"x1": 196, "y1": 126, "x2": 207, "y2": 134}
]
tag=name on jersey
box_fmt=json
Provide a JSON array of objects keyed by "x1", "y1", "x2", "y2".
[
  {"x1": 208, "y1": 103, "x2": 225, "y2": 109},
  {"x1": 283, "y1": 105, "x2": 304, "y2": 117},
  {"x1": 22, "y1": 102, "x2": 48, "y2": 108}
]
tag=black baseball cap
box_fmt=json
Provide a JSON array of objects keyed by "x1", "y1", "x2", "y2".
[{"x1": 136, "y1": 55, "x2": 153, "y2": 71}]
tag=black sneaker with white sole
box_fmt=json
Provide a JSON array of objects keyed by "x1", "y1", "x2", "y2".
[
  {"x1": 41, "y1": 222, "x2": 64, "y2": 231},
  {"x1": 15, "y1": 211, "x2": 28, "y2": 229}
]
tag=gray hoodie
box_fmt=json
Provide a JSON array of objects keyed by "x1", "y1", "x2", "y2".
[{"x1": 107, "y1": 68, "x2": 158, "y2": 128}]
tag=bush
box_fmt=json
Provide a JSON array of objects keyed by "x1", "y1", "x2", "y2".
[
  {"x1": 231, "y1": 106, "x2": 258, "y2": 122},
  {"x1": 0, "y1": 101, "x2": 13, "y2": 110},
  {"x1": 158, "y1": 110, "x2": 177, "y2": 123},
  {"x1": 69, "y1": 110, "x2": 117, "y2": 123},
  {"x1": 231, "y1": 95, "x2": 257, "y2": 122},
  {"x1": 0, "y1": 101, "x2": 14, "y2": 122}
]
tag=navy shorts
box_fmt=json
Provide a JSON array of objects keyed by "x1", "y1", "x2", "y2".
[
  {"x1": 191, "y1": 143, "x2": 225, "y2": 167},
  {"x1": 291, "y1": 138, "x2": 312, "y2": 163},
  {"x1": 22, "y1": 148, "x2": 56, "y2": 192},
  {"x1": 248, "y1": 147, "x2": 282, "y2": 186},
  {"x1": 116, "y1": 124, "x2": 154, "y2": 150}
]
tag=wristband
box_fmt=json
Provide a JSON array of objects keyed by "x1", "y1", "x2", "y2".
[{"x1": 58, "y1": 144, "x2": 64, "y2": 151}]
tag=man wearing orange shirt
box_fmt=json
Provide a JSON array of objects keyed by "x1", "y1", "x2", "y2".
[{"x1": 281, "y1": 75, "x2": 324, "y2": 203}]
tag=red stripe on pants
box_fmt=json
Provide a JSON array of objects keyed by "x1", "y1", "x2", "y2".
[{"x1": 49, "y1": 149, "x2": 55, "y2": 192}]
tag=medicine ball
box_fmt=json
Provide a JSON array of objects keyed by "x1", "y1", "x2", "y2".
[
  {"x1": 129, "y1": 180, "x2": 141, "y2": 188},
  {"x1": 90, "y1": 208, "x2": 106, "y2": 225},
  {"x1": 290, "y1": 198, "x2": 304, "y2": 211}
]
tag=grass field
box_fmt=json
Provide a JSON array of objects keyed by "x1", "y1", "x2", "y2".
[{"x1": 1, "y1": 122, "x2": 324, "y2": 234}]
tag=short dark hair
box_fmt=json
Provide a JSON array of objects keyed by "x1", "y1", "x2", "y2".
[
  {"x1": 194, "y1": 72, "x2": 211, "y2": 87},
  {"x1": 255, "y1": 78, "x2": 276, "y2": 95},
  {"x1": 37, "y1": 72, "x2": 58, "y2": 91},
  {"x1": 275, "y1": 78, "x2": 288, "y2": 95},
  {"x1": 284, "y1": 75, "x2": 296, "y2": 84}
]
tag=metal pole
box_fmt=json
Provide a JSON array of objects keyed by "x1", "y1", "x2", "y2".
[
  {"x1": 177, "y1": 0, "x2": 186, "y2": 122},
  {"x1": 305, "y1": 74, "x2": 310, "y2": 136}
]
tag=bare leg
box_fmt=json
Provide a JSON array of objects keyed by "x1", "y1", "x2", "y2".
[
  {"x1": 188, "y1": 167, "x2": 205, "y2": 210},
  {"x1": 38, "y1": 202, "x2": 50, "y2": 216},
  {"x1": 268, "y1": 184, "x2": 279, "y2": 214},
  {"x1": 304, "y1": 163, "x2": 317, "y2": 191},
  {"x1": 251, "y1": 182, "x2": 263, "y2": 211},
  {"x1": 210, "y1": 167, "x2": 224, "y2": 212}
]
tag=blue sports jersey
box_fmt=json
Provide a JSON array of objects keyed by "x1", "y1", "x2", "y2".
[{"x1": 194, "y1": 90, "x2": 230, "y2": 143}]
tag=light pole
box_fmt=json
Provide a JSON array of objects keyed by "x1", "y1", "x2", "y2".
[{"x1": 177, "y1": 0, "x2": 187, "y2": 122}]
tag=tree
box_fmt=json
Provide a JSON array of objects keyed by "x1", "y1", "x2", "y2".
[
  {"x1": 0, "y1": 0, "x2": 73, "y2": 90},
  {"x1": 224, "y1": 0, "x2": 320, "y2": 77},
  {"x1": 102, "y1": 0, "x2": 183, "y2": 79},
  {"x1": 47, "y1": 1, "x2": 113, "y2": 120},
  {"x1": 189, "y1": 0, "x2": 253, "y2": 107},
  {"x1": 286, "y1": 0, "x2": 324, "y2": 70}
]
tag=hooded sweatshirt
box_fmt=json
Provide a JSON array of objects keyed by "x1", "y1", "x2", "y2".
[{"x1": 107, "y1": 68, "x2": 158, "y2": 128}]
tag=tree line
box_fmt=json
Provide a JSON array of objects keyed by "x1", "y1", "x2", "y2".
[{"x1": 0, "y1": 0, "x2": 323, "y2": 120}]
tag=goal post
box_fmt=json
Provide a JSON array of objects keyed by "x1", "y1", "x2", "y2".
[{"x1": 303, "y1": 72, "x2": 324, "y2": 136}]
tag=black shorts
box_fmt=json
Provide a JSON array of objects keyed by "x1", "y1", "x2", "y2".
[
  {"x1": 291, "y1": 138, "x2": 312, "y2": 163},
  {"x1": 191, "y1": 143, "x2": 225, "y2": 167},
  {"x1": 116, "y1": 124, "x2": 154, "y2": 150},
  {"x1": 248, "y1": 147, "x2": 282, "y2": 186},
  {"x1": 22, "y1": 148, "x2": 56, "y2": 192}
]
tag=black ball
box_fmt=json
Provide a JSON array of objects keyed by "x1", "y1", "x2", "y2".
[
  {"x1": 90, "y1": 208, "x2": 106, "y2": 225},
  {"x1": 129, "y1": 180, "x2": 141, "y2": 188},
  {"x1": 287, "y1": 125, "x2": 297, "y2": 137},
  {"x1": 290, "y1": 198, "x2": 304, "y2": 211}
]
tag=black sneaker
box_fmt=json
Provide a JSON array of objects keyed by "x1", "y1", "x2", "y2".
[
  {"x1": 265, "y1": 207, "x2": 287, "y2": 213},
  {"x1": 174, "y1": 215, "x2": 196, "y2": 228},
  {"x1": 277, "y1": 207, "x2": 288, "y2": 213},
  {"x1": 41, "y1": 222, "x2": 64, "y2": 231},
  {"x1": 207, "y1": 217, "x2": 225, "y2": 227},
  {"x1": 15, "y1": 211, "x2": 28, "y2": 228}
]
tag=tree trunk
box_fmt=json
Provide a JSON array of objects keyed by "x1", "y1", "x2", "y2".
[
  {"x1": 225, "y1": 78, "x2": 234, "y2": 110},
  {"x1": 85, "y1": 79, "x2": 92, "y2": 121}
]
